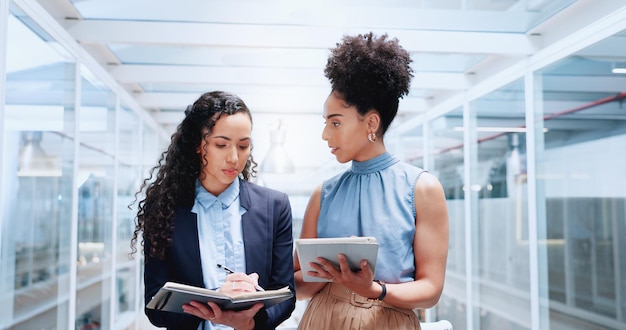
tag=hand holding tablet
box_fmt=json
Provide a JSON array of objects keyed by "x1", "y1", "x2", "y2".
[{"x1": 295, "y1": 236, "x2": 379, "y2": 282}]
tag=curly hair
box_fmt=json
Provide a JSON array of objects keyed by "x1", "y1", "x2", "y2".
[
  {"x1": 130, "y1": 91, "x2": 258, "y2": 260},
  {"x1": 324, "y1": 32, "x2": 413, "y2": 134}
]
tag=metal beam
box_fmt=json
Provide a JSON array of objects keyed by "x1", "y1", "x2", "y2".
[{"x1": 67, "y1": 20, "x2": 536, "y2": 55}]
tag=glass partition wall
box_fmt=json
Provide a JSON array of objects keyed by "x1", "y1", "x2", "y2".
[
  {"x1": 2, "y1": 4, "x2": 77, "y2": 329},
  {"x1": 75, "y1": 67, "x2": 116, "y2": 330},
  {"x1": 114, "y1": 106, "x2": 143, "y2": 328},
  {"x1": 423, "y1": 109, "x2": 468, "y2": 328},
  {"x1": 0, "y1": 1, "x2": 165, "y2": 329},
  {"x1": 535, "y1": 37, "x2": 626, "y2": 329},
  {"x1": 405, "y1": 26, "x2": 626, "y2": 330},
  {"x1": 471, "y1": 80, "x2": 531, "y2": 330}
]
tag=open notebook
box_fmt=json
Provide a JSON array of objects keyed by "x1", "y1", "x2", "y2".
[
  {"x1": 296, "y1": 236, "x2": 379, "y2": 282},
  {"x1": 146, "y1": 282, "x2": 293, "y2": 313}
]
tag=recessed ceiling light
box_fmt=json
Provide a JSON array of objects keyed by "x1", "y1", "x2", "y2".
[
  {"x1": 612, "y1": 68, "x2": 626, "y2": 74},
  {"x1": 453, "y1": 127, "x2": 548, "y2": 133}
]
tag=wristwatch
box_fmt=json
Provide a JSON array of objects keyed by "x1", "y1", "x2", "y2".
[{"x1": 374, "y1": 280, "x2": 387, "y2": 301}]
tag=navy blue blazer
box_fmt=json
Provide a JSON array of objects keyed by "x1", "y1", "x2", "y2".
[{"x1": 144, "y1": 179, "x2": 296, "y2": 329}]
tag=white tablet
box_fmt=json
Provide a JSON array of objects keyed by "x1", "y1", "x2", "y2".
[{"x1": 296, "y1": 237, "x2": 379, "y2": 282}]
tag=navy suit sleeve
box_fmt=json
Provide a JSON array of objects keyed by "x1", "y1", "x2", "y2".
[
  {"x1": 143, "y1": 238, "x2": 202, "y2": 329},
  {"x1": 143, "y1": 208, "x2": 204, "y2": 329}
]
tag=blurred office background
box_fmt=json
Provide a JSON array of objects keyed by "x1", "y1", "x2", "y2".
[{"x1": 1, "y1": 0, "x2": 626, "y2": 329}]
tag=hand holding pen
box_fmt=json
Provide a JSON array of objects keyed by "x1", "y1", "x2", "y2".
[{"x1": 217, "y1": 264, "x2": 265, "y2": 292}]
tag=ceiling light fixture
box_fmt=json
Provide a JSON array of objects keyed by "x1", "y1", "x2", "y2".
[
  {"x1": 18, "y1": 131, "x2": 62, "y2": 177},
  {"x1": 260, "y1": 121, "x2": 294, "y2": 174}
]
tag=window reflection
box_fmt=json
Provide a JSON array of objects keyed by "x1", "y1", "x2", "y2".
[
  {"x1": 422, "y1": 31, "x2": 626, "y2": 330},
  {"x1": 538, "y1": 49, "x2": 626, "y2": 327},
  {"x1": 3, "y1": 3, "x2": 148, "y2": 330},
  {"x1": 74, "y1": 68, "x2": 116, "y2": 329},
  {"x1": 4, "y1": 3, "x2": 76, "y2": 328}
]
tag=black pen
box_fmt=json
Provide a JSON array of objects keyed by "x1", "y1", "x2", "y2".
[{"x1": 216, "y1": 264, "x2": 265, "y2": 291}]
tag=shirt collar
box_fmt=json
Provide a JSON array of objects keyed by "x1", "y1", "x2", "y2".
[{"x1": 195, "y1": 179, "x2": 240, "y2": 209}]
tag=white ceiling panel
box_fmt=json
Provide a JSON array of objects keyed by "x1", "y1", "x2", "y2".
[{"x1": 9, "y1": 0, "x2": 625, "y2": 194}]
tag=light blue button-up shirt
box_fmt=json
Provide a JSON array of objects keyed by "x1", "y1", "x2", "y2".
[{"x1": 192, "y1": 179, "x2": 247, "y2": 330}]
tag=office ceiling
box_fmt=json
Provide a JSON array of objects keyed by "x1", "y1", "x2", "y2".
[{"x1": 12, "y1": 0, "x2": 626, "y2": 195}]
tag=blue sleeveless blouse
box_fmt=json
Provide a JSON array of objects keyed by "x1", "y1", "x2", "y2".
[{"x1": 317, "y1": 152, "x2": 425, "y2": 283}]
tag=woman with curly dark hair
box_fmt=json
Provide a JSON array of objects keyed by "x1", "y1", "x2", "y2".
[
  {"x1": 131, "y1": 91, "x2": 295, "y2": 330},
  {"x1": 293, "y1": 33, "x2": 449, "y2": 329}
]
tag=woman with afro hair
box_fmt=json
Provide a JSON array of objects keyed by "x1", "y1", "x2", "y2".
[
  {"x1": 293, "y1": 32, "x2": 449, "y2": 329},
  {"x1": 131, "y1": 91, "x2": 295, "y2": 330}
]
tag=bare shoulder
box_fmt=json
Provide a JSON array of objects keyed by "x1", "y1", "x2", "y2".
[
  {"x1": 306, "y1": 185, "x2": 322, "y2": 214},
  {"x1": 413, "y1": 171, "x2": 448, "y2": 225},
  {"x1": 415, "y1": 171, "x2": 445, "y2": 196},
  {"x1": 299, "y1": 185, "x2": 322, "y2": 239},
  {"x1": 310, "y1": 184, "x2": 322, "y2": 201}
]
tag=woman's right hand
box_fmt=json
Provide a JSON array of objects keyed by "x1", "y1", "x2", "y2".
[{"x1": 219, "y1": 272, "x2": 261, "y2": 296}]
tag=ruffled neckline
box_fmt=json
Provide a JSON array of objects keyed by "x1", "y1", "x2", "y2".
[{"x1": 350, "y1": 152, "x2": 399, "y2": 174}]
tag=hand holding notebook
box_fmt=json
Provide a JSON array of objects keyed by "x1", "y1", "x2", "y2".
[{"x1": 146, "y1": 282, "x2": 293, "y2": 313}]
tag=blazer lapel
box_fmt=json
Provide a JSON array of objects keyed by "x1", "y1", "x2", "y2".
[{"x1": 239, "y1": 180, "x2": 270, "y2": 283}]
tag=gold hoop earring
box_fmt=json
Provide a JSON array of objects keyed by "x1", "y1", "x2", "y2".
[{"x1": 368, "y1": 133, "x2": 376, "y2": 143}]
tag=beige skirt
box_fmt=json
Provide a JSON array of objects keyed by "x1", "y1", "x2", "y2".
[{"x1": 298, "y1": 282, "x2": 421, "y2": 330}]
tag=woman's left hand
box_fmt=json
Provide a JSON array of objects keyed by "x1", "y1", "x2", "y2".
[
  {"x1": 183, "y1": 301, "x2": 263, "y2": 330},
  {"x1": 309, "y1": 254, "x2": 376, "y2": 296}
]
